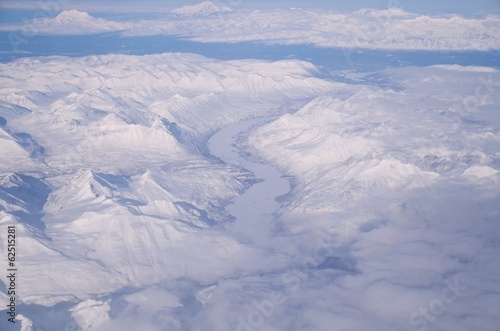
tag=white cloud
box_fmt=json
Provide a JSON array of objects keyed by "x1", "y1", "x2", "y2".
[{"x1": 2, "y1": 7, "x2": 499, "y2": 50}]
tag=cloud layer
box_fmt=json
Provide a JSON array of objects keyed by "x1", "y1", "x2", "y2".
[{"x1": 2, "y1": 5, "x2": 500, "y2": 50}]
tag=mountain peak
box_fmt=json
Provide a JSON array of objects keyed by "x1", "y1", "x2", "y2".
[
  {"x1": 52, "y1": 10, "x2": 93, "y2": 24},
  {"x1": 171, "y1": 1, "x2": 232, "y2": 16},
  {"x1": 355, "y1": 7, "x2": 410, "y2": 17},
  {"x1": 31, "y1": 9, "x2": 125, "y2": 35}
]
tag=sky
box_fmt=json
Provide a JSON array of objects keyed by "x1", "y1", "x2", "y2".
[{"x1": 0, "y1": 0, "x2": 499, "y2": 15}]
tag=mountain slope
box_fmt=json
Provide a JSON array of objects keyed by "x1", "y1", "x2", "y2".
[
  {"x1": 249, "y1": 66, "x2": 500, "y2": 217},
  {"x1": 0, "y1": 54, "x2": 499, "y2": 330},
  {"x1": 32, "y1": 9, "x2": 126, "y2": 34},
  {"x1": 0, "y1": 53, "x2": 346, "y2": 309}
]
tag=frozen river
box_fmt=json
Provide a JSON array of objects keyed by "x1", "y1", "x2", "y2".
[{"x1": 208, "y1": 118, "x2": 290, "y2": 248}]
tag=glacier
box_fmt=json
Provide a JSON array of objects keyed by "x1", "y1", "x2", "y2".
[{"x1": 0, "y1": 2, "x2": 500, "y2": 331}]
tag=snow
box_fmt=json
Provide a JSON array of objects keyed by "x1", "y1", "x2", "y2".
[
  {"x1": 0, "y1": 53, "x2": 337, "y2": 315},
  {"x1": 31, "y1": 10, "x2": 127, "y2": 35},
  {"x1": 249, "y1": 66, "x2": 500, "y2": 217},
  {"x1": 0, "y1": 21, "x2": 499, "y2": 331},
  {"x1": 70, "y1": 299, "x2": 110, "y2": 330},
  {"x1": 51, "y1": 10, "x2": 95, "y2": 24},
  {"x1": 170, "y1": 1, "x2": 232, "y2": 16},
  {"x1": 123, "y1": 10, "x2": 500, "y2": 50},
  {"x1": 2, "y1": 7, "x2": 499, "y2": 50},
  {"x1": 16, "y1": 314, "x2": 34, "y2": 331}
]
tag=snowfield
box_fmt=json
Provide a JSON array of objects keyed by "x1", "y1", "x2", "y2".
[{"x1": 0, "y1": 50, "x2": 499, "y2": 330}]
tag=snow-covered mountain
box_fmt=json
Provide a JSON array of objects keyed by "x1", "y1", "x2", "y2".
[
  {"x1": 0, "y1": 53, "x2": 345, "y2": 324},
  {"x1": 50, "y1": 9, "x2": 96, "y2": 24},
  {"x1": 2, "y1": 7, "x2": 499, "y2": 50},
  {"x1": 30, "y1": 9, "x2": 127, "y2": 34},
  {"x1": 171, "y1": 1, "x2": 232, "y2": 16},
  {"x1": 250, "y1": 65, "x2": 500, "y2": 214},
  {"x1": 0, "y1": 50, "x2": 499, "y2": 330}
]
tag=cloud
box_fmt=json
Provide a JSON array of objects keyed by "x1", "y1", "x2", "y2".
[{"x1": 2, "y1": 7, "x2": 499, "y2": 50}]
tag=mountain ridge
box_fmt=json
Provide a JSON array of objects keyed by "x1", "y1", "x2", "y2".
[{"x1": 171, "y1": 1, "x2": 233, "y2": 16}]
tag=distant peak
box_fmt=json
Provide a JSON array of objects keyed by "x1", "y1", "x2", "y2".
[
  {"x1": 31, "y1": 9, "x2": 124, "y2": 35},
  {"x1": 355, "y1": 7, "x2": 410, "y2": 17},
  {"x1": 53, "y1": 10, "x2": 93, "y2": 23},
  {"x1": 171, "y1": 1, "x2": 232, "y2": 16}
]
